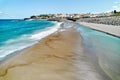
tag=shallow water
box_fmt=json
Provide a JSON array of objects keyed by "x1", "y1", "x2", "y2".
[{"x1": 77, "y1": 24, "x2": 120, "y2": 80}]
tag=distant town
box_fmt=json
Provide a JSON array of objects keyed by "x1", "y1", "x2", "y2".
[{"x1": 24, "y1": 10, "x2": 120, "y2": 21}]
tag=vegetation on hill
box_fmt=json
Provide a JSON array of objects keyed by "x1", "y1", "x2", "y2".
[{"x1": 114, "y1": 10, "x2": 120, "y2": 16}]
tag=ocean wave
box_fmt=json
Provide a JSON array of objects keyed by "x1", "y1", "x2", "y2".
[
  {"x1": 0, "y1": 22, "x2": 62, "y2": 61},
  {"x1": 30, "y1": 22, "x2": 61, "y2": 40}
]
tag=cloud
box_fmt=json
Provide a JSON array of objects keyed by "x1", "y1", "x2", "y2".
[
  {"x1": 0, "y1": 11, "x2": 5, "y2": 15},
  {"x1": 112, "y1": 6, "x2": 120, "y2": 11},
  {"x1": 0, "y1": 11, "x2": 3, "y2": 14},
  {"x1": 110, "y1": 1, "x2": 120, "y2": 11},
  {"x1": 0, "y1": 11, "x2": 8, "y2": 15},
  {"x1": 106, "y1": 10, "x2": 112, "y2": 13},
  {"x1": 106, "y1": 3, "x2": 120, "y2": 12},
  {"x1": 113, "y1": 6, "x2": 118, "y2": 8},
  {"x1": 114, "y1": 1, "x2": 120, "y2": 4}
]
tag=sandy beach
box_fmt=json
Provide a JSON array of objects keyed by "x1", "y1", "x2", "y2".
[
  {"x1": 78, "y1": 22, "x2": 120, "y2": 37},
  {"x1": 0, "y1": 21, "x2": 118, "y2": 80},
  {"x1": 0, "y1": 27, "x2": 82, "y2": 80}
]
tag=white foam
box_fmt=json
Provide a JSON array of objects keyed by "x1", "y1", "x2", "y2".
[
  {"x1": 0, "y1": 41, "x2": 37, "y2": 58},
  {"x1": 30, "y1": 22, "x2": 62, "y2": 40}
]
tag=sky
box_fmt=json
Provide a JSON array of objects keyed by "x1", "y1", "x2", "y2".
[{"x1": 0, "y1": 0, "x2": 120, "y2": 19}]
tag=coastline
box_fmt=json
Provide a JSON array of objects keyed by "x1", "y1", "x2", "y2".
[
  {"x1": 0, "y1": 20, "x2": 117, "y2": 80},
  {"x1": 0, "y1": 27, "x2": 82, "y2": 80},
  {"x1": 0, "y1": 21, "x2": 62, "y2": 61},
  {"x1": 77, "y1": 22, "x2": 120, "y2": 38}
]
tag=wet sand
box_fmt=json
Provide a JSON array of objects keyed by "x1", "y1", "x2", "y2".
[
  {"x1": 0, "y1": 28, "x2": 81, "y2": 80},
  {"x1": 78, "y1": 22, "x2": 120, "y2": 38}
]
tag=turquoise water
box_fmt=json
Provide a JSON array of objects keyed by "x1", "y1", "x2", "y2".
[
  {"x1": 0, "y1": 19, "x2": 59, "y2": 60},
  {"x1": 77, "y1": 24, "x2": 120, "y2": 80}
]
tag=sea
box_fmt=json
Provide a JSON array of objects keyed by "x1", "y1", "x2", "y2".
[{"x1": 0, "y1": 19, "x2": 61, "y2": 61}]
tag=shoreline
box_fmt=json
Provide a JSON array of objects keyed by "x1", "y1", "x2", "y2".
[
  {"x1": 0, "y1": 20, "x2": 77, "y2": 64},
  {"x1": 0, "y1": 21, "x2": 116, "y2": 80},
  {"x1": 0, "y1": 21, "x2": 62, "y2": 62},
  {"x1": 0, "y1": 26, "x2": 82, "y2": 80},
  {"x1": 77, "y1": 22, "x2": 120, "y2": 38}
]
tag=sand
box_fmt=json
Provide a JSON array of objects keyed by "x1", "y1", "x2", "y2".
[
  {"x1": 0, "y1": 28, "x2": 82, "y2": 80},
  {"x1": 78, "y1": 22, "x2": 120, "y2": 37}
]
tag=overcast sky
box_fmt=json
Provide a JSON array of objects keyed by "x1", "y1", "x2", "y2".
[{"x1": 0, "y1": 0, "x2": 120, "y2": 19}]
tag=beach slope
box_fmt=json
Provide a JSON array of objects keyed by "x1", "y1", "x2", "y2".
[{"x1": 0, "y1": 28, "x2": 80, "y2": 80}]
